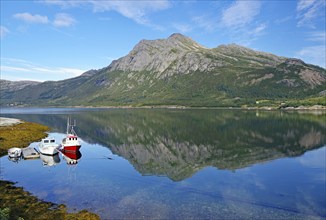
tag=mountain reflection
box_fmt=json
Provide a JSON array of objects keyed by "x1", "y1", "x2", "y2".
[{"x1": 5, "y1": 109, "x2": 326, "y2": 181}]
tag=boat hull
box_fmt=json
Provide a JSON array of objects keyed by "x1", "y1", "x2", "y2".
[
  {"x1": 39, "y1": 147, "x2": 59, "y2": 156},
  {"x1": 61, "y1": 145, "x2": 81, "y2": 152}
]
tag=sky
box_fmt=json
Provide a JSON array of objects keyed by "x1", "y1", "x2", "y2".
[{"x1": 1, "y1": 0, "x2": 325, "y2": 82}]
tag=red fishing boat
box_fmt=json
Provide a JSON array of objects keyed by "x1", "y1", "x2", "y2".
[{"x1": 61, "y1": 118, "x2": 81, "y2": 152}]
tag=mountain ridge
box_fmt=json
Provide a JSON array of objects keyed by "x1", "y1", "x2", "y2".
[{"x1": 1, "y1": 33, "x2": 325, "y2": 107}]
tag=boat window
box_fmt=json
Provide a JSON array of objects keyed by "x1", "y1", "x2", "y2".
[
  {"x1": 51, "y1": 140, "x2": 55, "y2": 143},
  {"x1": 44, "y1": 140, "x2": 49, "y2": 143}
]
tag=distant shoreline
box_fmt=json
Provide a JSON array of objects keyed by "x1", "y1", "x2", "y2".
[{"x1": 2, "y1": 105, "x2": 325, "y2": 111}]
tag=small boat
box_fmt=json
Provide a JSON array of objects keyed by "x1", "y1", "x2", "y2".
[
  {"x1": 61, "y1": 118, "x2": 81, "y2": 152},
  {"x1": 22, "y1": 147, "x2": 40, "y2": 159},
  {"x1": 8, "y1": 147, "x2": 22, "y2": 158},
  {"x1": 38, "y1": 137, "x2": 60, "y2": 155},
  {"x1": 61, "y1": 149, "x2": 82, "y2": 165}
]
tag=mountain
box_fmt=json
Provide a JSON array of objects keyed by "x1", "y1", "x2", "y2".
[
  {"x1": 1, "y1": 33, "x2": 325, "y2": 107},
  {"x1": 0, "y1": 80, "x2": 40, "y2": 93},
  {"x1": 0, "y1": 80, "x2": 41, "y2": 105}
]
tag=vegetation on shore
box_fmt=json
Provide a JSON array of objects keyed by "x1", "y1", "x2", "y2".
[
  {"x1": 0, "y1": 121, "x2": 49, "y2": 156},
  {"x1": 0, "y1": 181, "x2": 99, "y2": 220},
  {"x1": 0, "y1": 120, "x2": 100, "y2": 220}
]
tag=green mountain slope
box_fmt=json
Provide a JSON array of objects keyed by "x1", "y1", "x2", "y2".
[{"x1": 1, "y1": 33, "x2": 325, "y2": 107}]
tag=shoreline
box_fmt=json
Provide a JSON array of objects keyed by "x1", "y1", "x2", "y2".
[
  {"x1": 0, "y1": 117, "x2": 23, "y2": 127},
  {"x1": 0, "y1": 118, "x2": 100, "y2": 219},
  {"x1": 2, "y1": 104, "x2": 326, "y2": 111}
]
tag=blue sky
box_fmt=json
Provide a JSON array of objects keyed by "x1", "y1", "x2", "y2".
[{"x1": 1, "y1": 0, "x2": 325, "y2": 82}]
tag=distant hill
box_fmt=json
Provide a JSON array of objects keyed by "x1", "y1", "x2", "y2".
[{"x1": 1, "y1": 33, "x2": 325, "y2": 107}]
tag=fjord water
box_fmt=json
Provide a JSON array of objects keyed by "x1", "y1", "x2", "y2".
[{"x1": 1, "y1": 108, "x2": 325, "y2": 219}]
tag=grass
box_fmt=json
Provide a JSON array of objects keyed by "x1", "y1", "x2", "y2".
[
  {"x1": 0, "y1": 120, "x2": 100, "y2": 220},
  {"x1": 0, "y1": 121, "x2": 49, "y2": 156},
  {"x1": 0, "y1": 181, "x2": 100, "y2": 220}
]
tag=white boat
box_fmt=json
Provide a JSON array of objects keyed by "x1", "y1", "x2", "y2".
[
  {"x1": 38, "y1": 137, "x2": 60, "y2": 155},
  {"x1": 8, "y1": 147, "x2": 22, "y2": 158}
]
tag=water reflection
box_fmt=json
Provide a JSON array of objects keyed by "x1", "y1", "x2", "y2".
[
  {"x1": 61, "y1": 150, "x2": 82, "y2": 165},
  {"x1": 3, "y1": 109, "x2": 325, "y2": 181},
  {"x1": 1, "y1": 109, "x2": 325, "y2": 219},
  {"x1": 40, "y1": 153, "x2": 60, "y2": 167},
  {"x1": 7, "y1": 149, "x2": 82, "y2": 167}
]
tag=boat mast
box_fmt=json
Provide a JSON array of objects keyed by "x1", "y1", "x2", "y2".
[
  {"x1": 66, "y1": 117, "x2": 70, "y2": 135},
  {"x1": 66, "y1": 117, "x2": 77, "y2": 135}
]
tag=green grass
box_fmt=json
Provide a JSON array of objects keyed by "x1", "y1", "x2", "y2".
[{"x1": 0, "y1": 121, "x2": 49, "y2": 156}]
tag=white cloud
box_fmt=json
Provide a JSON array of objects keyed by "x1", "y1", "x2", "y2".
[
  {"x1": 306, "y1": 31, "x2": 326, "y2": 42},
  {"x1": 13, "y1": 12, "x2": 49, "y2": 24},
  {"x1": 297, "y1": 45, "x2": 326, "y2": 67},
  {"x1": 53, "y1": 13, "x2": 76, "y2": 27},
  {"x1": 41, "y1": 0, "x2": 170, "y2": 26},
  {"x1": 218, "y1": 1, "x2": 265, "y2": 46},
  {"x1": 0, "y1": 58, "x2": 87, "y2": 81},
  {"x1": 1, "y1": 65, "x2": 31, "y2": 72},
  {"x1": 297, "y1": 31, "x2": 326, "y2": 67},
  {"x1": 91, "y1": 1, "x2": 170, "y2": 25},
  {"x1": 0, "y1": 26, "x2": 10, "y2": 38},
  {"x1": 221, "y1": 1, "x2": 261, "y2": 28},
  {"x1": 297, "y1": 0, "x2": 316, "y2": 12},
  {"x1": 296, "y1": 0, "x2": 325, "y2": 28},
  {"x1": 41, "y1": 0, "x2": 84, "y2": 8}
]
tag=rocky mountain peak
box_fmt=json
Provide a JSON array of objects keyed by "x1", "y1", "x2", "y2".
[
  {"x1": 168, "y1": 33, "x2": 186, "y2": 39},
  {"x1": 107, "y1": 33, "x2": 211, "y2": 74},
  {"x1": 167, "y1": 33, "x2": 206, "y2": 50}
]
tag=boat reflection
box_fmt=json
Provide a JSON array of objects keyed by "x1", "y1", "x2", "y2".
[
  {"x1": 4, "y1": 109, "x2": 326, "y2": 181},
  {"x1": 40, "y1": 153, "x2": 60, "y2": 167},
  {"x1": 7, "y1": 156, "x2": 21, "y2": 163},
  {"x1": 7, "y1": 147, "x2": 82, "y2": 167},
  {"x1": 60, "y1": 150, "x2": 82, "y2": 165}
]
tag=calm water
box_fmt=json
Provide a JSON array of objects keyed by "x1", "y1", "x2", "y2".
[{"x1": 1, "y1": 108, "x2": 325, "y2": 219}]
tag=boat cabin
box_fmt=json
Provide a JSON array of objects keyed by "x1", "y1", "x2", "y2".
[
  {"x1": 43, "y1": 139, "x2": 56, "y2": 144},
  {"x1": 62, "y1": 135, "x2": 79, "y2": 145}
]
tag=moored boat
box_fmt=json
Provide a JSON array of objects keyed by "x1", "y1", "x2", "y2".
[
  {"x1": 61, "y1": 118, "x2": 81, "y2": 152},
  {"x1": 8, "y1": 147, "x2": 22, "y2": 158},
  {"x1": 38, "y1": 137, "x2": 60, "y2": 155}
]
